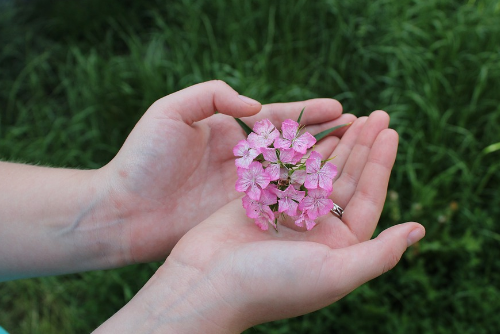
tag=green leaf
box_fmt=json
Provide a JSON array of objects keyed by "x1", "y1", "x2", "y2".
[
  {"x1": 483, "y1": 142, "x2": 500, "y2": 155},
  {"x1": 314, "y1": 123, "x2": 352, "y2": 141},
  {"x1": 234, "y1": 118, "x2": 253, "y2": 135},
  {"x1": 297, "y1": 107, "x2": 306, "y2": 123}
]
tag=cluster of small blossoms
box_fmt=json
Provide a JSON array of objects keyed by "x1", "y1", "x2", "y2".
[{"x1": 233, "y1": 118, "x2": 337, "y2": 231}]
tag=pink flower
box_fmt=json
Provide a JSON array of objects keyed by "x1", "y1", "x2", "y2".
[
  {"x1": 260, "y1": 148, "x2": 281, "y2": 181},
  {"x1": 247, "y1": 119, "x2": 280, "y2": 148},
  {"x1": 233, "y1": 115, "x2": 342, "y2": 231},
  {"x1": 293, "y1": 211, "x2": 317, "y2": 231},
  {"x1": 242, "y1": 188, "x2": 277, "y2": 230},
  {"x1": 259, "y1": 147, "x2": 304, "y2": 182},
  {"x1": 304, "y1": 151, "x2": 337, "y2": 192},
  {"x1": 276, "y1": 185, "x2": 305, "y2": 216},
  {"x1": 291, "y1": 169, "x2": 306, "y2": 185},
  {"x1": 279, "y1": 148, "x2": 304, "y2": 165},
  {"x1": 236, "y1": 161, "x2": 271, "y2": 200},
  {"x1": 274, "y1": 119, "x2": 316, "y2": 154},
  {"x1": 298, "y1": 188, "x2": 334, "y2": 220},
  {"x1": 233, "y1": 140, "x2": 259, "y2": 169},
  {"x1": 242, "y1": 185, "x2": 277, "y2": 211}
]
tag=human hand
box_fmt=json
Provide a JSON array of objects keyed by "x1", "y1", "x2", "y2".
[
  {"x1": 94, "y1": 111, "x2": 425, "y2": 333},
  {"x1": 98, "y1": 80, "x2": 355, "y2": 264}
]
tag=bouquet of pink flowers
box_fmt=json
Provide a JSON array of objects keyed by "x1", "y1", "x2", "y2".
[{"x1": 233, "y1": 117, "x2": 338, "y2": 231}]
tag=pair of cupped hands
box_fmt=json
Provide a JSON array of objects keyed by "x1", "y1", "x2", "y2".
[{"x1": 94, "y1": 81, "x2": 425, "y2": 333}]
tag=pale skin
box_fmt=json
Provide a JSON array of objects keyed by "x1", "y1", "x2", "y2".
[{"x1": 0, "y1": 80, "x2": 425, "y2": 332}]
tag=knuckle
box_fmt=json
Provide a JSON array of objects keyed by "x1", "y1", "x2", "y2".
[
  {"x1": 382, "y1": 248, "x2": 402, "y2": 274},
  {"x1": 208, "y1": 79, "x2": 230, "y2": 90}
]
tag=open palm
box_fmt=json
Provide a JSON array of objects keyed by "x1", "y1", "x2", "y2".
[
  {"x1": 154, "y1": 110, "x2": 425, "y2": 331},
  {"x1": 103, "y1": 81, "x2": 355, "y2": 263}
]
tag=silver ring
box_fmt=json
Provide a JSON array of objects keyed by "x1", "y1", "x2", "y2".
[{"x1": 331, "y1": 203, "x2": 344, "y2": 219}]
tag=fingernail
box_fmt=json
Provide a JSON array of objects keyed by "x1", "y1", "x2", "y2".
[
  {"x1": 407, "y1": 227, "x2": 425, "y2": 247},
  {"x1": 238, "y1": 94, "x2": 260, "y2": 106}
]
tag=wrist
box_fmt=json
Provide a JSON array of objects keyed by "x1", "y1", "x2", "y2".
[
  {"x1": 94, "y1": 259, "x2": 248, "y2": 334},
  {"x1": 98, "y1": 159, "x2": 191, "y2": 266},
  {"x1": 45, "y1": 166, "x2": 130, "y2": 273},
  {"x1": 0, "y1": 162, "x2": 128, "y2": 279},
  {"x1": 154, "y1": 260, "x2": 248, "y2": 333}
]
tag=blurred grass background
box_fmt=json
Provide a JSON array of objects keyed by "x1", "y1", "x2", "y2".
[{"x1": 1, "y1": 0, "x2": 499, "y2": 333}]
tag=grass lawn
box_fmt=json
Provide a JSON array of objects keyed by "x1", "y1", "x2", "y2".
[{"x1": 1, "y1": 0, "x2": 499, "y2": 333}]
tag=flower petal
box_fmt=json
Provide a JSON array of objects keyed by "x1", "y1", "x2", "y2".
[
  {"x1": 253, "y1": 119, "x2": 274, "y2": 135},
  {"x1": 308, "y1": 188, "x2": 330, "y2": 198},
  {"x1": 268, "y1": 128, "x2": 281, "y2": 143},
  {"x1": 235, "y1": 154, "x2": 256, "y2": 169},
  {"x1": 295, "y1": 215, "x2": 305, "y2": 227},
  {"x1": 279, "y1": 148, "x2": 295, "y2": 164},
  {"x1": 291, "y1": 170, "x2": 307, "y2": 185},
  {"x1": 281, "y1": 119, "x2": 299, "y2": 140},
  {"x1": 279, "y1": 198, "x2": 298, "y2": 216},
  {"x1": 233, "y1": 140, "x2": 250, "y2": 156},
  {"x1": 248, "y1": 120, "x2": 280, "y2": 148},
  {"x1": 305, "y1": 218, "x2": 317, "y2": 231},
  {"x1": 306, "y1": 151, "x2": 322, "y2": 173},
  {"x1": 265, "y1": 163, "x2": 281, "y2": 181},
  {"x1": 261, "y1": 187, "x2": 278, "y2": 205},
  {"x1": 247, "y1": 132, "x2": 269, "y2": 148},
  {"x1": 242, "y1": 195, "x2": 253, "y2": 210},
  {"x1": 254, "y1": 218, "x2": 269, "y2": 230},
  {"x1": 274, "y1": 137, "x2": 291, "y2": 149},
  {"x1": 304, "y1": 173, "x2": 319, "y2": 189},
  {"x1": 255, "y1": 171, "x2": 271, "y2": 189},
  {"x1": 317, "y1": 198, "x2": 334, "y2": 216},
  {"x1": 318, "y1": 172, "x2": 334, "y2": 192},
  {"x1": 277, "y1": 197, "x2": 291, "y2": 213},
  {"x1": 261, "y1": 148, "x2": 279, "y2": 162},
  {"x1": 292, "y1": 132, "x2": 316, "y2": 154},
  {"x1": 246, "y1": 184, "x2": 262, "y2": 200},
  {"x1": 245, "y1": 203, "x2": 261, "y2": 219},
  {"x1": 235, "y1": 174, "x2": 251, "y2": 192},
  {"x1": 321, "y1": 162, "x2": 337, "y2": 179},
  {"x1": 279, "y1": 185, "x2": 305, "y2": 201},
  {"x1": 298, "y1": 196, "x2": 314, "y2": 211},
  {"x1": 292, "y1": 151, "x2": 304, "y2": 164}
]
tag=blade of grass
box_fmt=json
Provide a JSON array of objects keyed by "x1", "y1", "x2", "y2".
[
  {"x1": 296, "y1": 107, "x2": 305, "y2": 123},
  {"x1": 314, "y1": 122, "x2": 351, "y2": 141},
  {"x1": 483, "y1": 142, "x2": 500, "y2": 155}
]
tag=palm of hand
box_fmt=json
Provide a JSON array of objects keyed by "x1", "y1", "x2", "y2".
[
  {"x1": 129, "y1": 114, "x2": 247, "y2": 222},
  {"x1": 167, "y1": 199, "x2": 360, "y2": 321},
  {"x1": 108, "y1": 114, "x2": 245, "y2": 261},
  {"x1": 158, "y1": 111, "x2": 413, "y2": 327},
  {"x1": 109, "y1": 96, "x2": 351, "y2": 262}
]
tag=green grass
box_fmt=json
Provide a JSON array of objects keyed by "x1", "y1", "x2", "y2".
[{"x1": 1, "y1": 0, "x2": 500, "y2": 332}]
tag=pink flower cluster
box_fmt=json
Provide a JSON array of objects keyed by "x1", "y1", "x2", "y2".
[{"x1": 233, "y1": 118, "x2": 338, "y2": 231}]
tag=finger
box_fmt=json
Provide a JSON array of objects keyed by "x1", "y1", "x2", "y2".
[
  {"x1": 149, "y1": 80, "x2": 262, "y2": 125},
  {"x1": 343, "y1": 129, "x2": 399, "y2": 240},
  {"x1": 327, "y1": 116, "x2": 367, "y2": 178},
  {"x1": 304, "y1": 113, "x2": 357, "y2": 138},
  {"x1": 324, "y1": 223, "x2": 425, "y2": 295},
  {"x1": 330, "y1": 110, "x2": 390, "y2": 209},
  {"x1": 241, "y1": 98, "x2": 343, "y2": 129}
]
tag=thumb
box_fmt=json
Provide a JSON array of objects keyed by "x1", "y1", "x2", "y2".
[
  {"x1": 330, "y1": 222, "x2": 425, "y2": 293},
  {"x1": 149, "y1": 80, "x2": 262, "y2": 125}
]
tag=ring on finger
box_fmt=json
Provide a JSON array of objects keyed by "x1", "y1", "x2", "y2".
[{"x1": 330, "y1": 203, "x2": 344, "y2": 219}]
